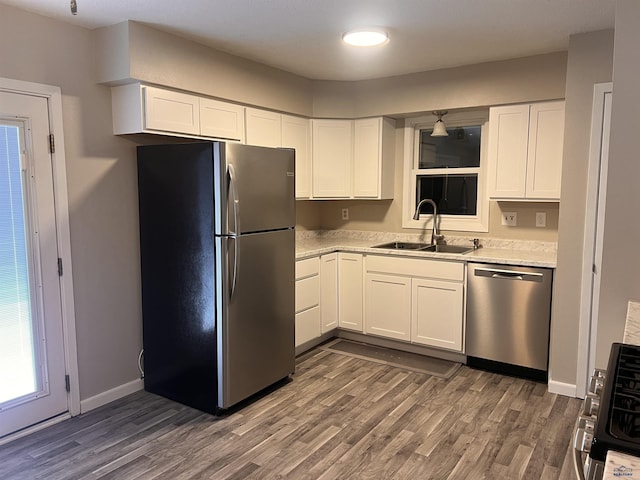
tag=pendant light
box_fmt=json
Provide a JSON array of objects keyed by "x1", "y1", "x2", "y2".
[{"x1": 431, "y1": 111, "x2": 448, "y2": 137}]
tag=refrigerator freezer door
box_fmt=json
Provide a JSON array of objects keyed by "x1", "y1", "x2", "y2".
[
  {"x1": 214, "y1": 143, "x2": 295, "y2": 235},
  {"x1": 216, "y1": 228, "x2": 295, "y2": 409}
]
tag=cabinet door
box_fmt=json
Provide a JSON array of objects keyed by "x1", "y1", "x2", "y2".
[
  {"x1": 282, "y1": 115, "x2": 311, "y2": 199},
  {"x1": 338, "y1": 253, "x2": 363, "y2": 332},
  {"x1": 526, "y1": 101, "x2": 564, "y2": 200},
  {"x1": 143, "y1": 86, "x2": 200, "y2": 135},
  {"x1": 199, "y1": 98, "x2": 245, "y2": 142},
  {"x1": 411, "y1": 278, "x2": 463, "y2": 352},
  {"x1": 320, "y1": 253, "x2": 338, "y2": 333},
  {"x1": 295, "y1": 307, "x2": 321, "y2": 347},
  {"x1": 488, "y1": 104, "x2": 530, "y2": 199},
  {"x1": 353, "y1": 118, "x2": 381, "y2": 198},
  {"x1": 364, "y1": 273, "x2": 411, "y2": 341},
  {"x1": 312, "y1": 119, "x2": 352, "y2": 198},
  {"x1": 245, "y1": 108, "x2": 282, "y2": 147}
]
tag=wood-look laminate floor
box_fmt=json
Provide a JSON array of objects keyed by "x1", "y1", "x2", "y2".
[{"x1": 1, "y1": 349, "x2": 581, "y2": 480}]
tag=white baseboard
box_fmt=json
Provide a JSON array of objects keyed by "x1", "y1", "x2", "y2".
[
  {"x1": 548, "y1": 379, "x2": 577, "y2": 398},
  {"x1": 0, "y1": 413, "x2": 71, "y2": 447},
  {"x1": 80, "y1": 378, "x2": 144, "y2": 413}
]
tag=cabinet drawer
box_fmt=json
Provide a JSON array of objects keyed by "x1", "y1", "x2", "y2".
[
  {"x1": 296, "y1": 257, "x2": 320, "y2": 280},
  {"x1": 295, "y1": 306, "x2": 321, "y2": 347},
  {"x1": 365, "y1": 255, "x2": 464, "y2": 281},
  {"x1": 296, "y1": 275, "x2": 319, "y2": 313}
]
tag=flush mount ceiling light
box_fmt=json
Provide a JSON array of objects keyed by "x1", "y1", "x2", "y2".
[
  {"x1": 342, "y1": 30, "x2": 389, "y2": 47},
  {"x1": 431, "y1": 111, "x2": 449, "y2": 137}
]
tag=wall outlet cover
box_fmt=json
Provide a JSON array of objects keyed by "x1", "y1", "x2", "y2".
[
  {"x1": 341, "y1": 208, "x2": 349, "y2": 220},
  {"x1": 501, "y1": 212, "x2": 517, "y2": 226},
  {"x1": 536, "y1": 212, "x2": 547, "y2": 228}
]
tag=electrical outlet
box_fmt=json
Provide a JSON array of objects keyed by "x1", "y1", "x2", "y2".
[
  {"x1": 501, "y1": 212, "x2": 517, "y2": 226},
  {"x1": 341, "y1": 208, "x2": 349, "y2": 220},
  {"x1": 536, "y1": 212, "x2": 547, "y2": 228}
]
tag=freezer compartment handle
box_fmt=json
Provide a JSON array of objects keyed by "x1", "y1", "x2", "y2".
[{"x1": 473, "y1": 266, "x2": 544, "y2": 282}]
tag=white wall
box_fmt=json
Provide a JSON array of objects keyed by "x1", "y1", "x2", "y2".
[
  {"x1": 550, "y1": 30, "x2": 614, "y2": 386},
  {"x1": 0, "y1": 4, "x2": 142, "y2": 400},
  {"x1": 595, "y1": 0, "x2": 640, "y2": 366}
]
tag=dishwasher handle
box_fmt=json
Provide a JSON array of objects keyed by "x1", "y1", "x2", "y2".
[{"x1": 473, "y1": 266, "x2": 544, "y2": 283}]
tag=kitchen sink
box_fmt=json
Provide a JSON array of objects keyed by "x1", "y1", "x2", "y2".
[
  {"x1": 421, "y1": 244, "x2": 474, "y2": 254},
  {"x1": 372, "y1": 242, "x2": 473, "y2": 254},
  {"x1": 372, "y1": 241, "x2": 431, "y2": 250}
]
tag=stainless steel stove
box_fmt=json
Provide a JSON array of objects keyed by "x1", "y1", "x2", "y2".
[{"x1": 574, "y1": 343, "x2": 640, "y2": 479}]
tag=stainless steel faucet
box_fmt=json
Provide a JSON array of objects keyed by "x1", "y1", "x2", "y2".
[{"x1": 413, "y1": 199, "x2": 444, "y2": 245}]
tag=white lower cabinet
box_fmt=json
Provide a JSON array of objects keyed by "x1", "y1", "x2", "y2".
[
  {"x1": 364, "y1": 255, "x2": 465, "y2": 352},
  {"x1": 338, "y1": 253, "x2": 363, "y2": 332},
  {"x1": 295, "y1": 257, "x2": 320, "y2": 347},
  {"x1": 296, "y1": 252, "x2": 465, "y2": 354},
  {"x1": 320, "y1": 253, "x2": 338, "y2": 333},
  {"x1": 411, "y1": 279, "x2": 464, "y2": 351},
  {"x1": 364, "y1": 273, "x2": 411, "y2": 341}
]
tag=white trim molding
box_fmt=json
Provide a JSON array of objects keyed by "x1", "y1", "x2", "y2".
[
  {"x1": 0, "y1": 77, "x2": 80, "y2": 416},
  {"x1": 402, "y1": 111, "x2": 490, "y2": 233},
  {"x1": 548, "y1": 380, "x2": 578, "y2": 398},
  {"x1": 575, "y1": 82, "x2": 613, "y2": 399},
  {"x1": 80, "y1": 379, "x2": 144, "y2": 413}
]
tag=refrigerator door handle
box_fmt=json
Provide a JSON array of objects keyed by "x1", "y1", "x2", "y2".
[
  {"x1": 229, "y1": 234, "x2": 239, "y2": 299},
  {"x1": 228, "y1": 163, "x2": 240, "y2": 235}
]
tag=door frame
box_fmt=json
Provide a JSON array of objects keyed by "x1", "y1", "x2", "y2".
[
  {"x1": 0, "y1": 77, "x2": 80, "y2": 419},
  {"x1": 576, "y1": 82, "x2": 613, "y2": 398}
]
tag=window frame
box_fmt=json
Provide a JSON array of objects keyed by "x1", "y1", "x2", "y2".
[{"x1": 402, "y1": 111, "x2": 489, "y2": 232}]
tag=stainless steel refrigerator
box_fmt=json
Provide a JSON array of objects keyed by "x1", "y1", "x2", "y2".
[{"x1": 137, "y1": 141, "x2": 295, "y2": 414}]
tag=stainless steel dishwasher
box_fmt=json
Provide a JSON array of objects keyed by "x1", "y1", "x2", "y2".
[{"x1": 466, "y1": 262, "x2": 553, "y2": 381}]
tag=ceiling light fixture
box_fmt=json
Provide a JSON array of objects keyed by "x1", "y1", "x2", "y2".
[
  {"x1": 342, "y1": 30, "x2": 389, "y2": 47},
  {"x1": 70, "y1": 0, "x2": 77, "y2": 15},
  {"x1": 431, "y1": 111, "x2": 449, "y2": 137}
]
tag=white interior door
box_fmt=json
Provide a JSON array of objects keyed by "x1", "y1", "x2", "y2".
[
  {"x1": 0, "y1": 90, "x2": 68, "y2": 438},
  {"x1": 576, "y1": 83, "x2": 613, "y2": 397}
]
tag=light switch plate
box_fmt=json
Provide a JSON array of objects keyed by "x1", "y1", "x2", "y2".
[{"x1": 501, "y1": 212, "x2": 517, "y2": 226}]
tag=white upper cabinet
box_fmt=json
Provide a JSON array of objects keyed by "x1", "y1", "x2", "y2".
[
  {"x1": 353, "y1": 118, "x2": 395, "y2": 199},
  {"x1": 312, "y1": 119, "x2": 353, "y2": 198},
  {"x1": 200, "y1": 98, "x2": 245, "y2": 142},
  {"x1": 244, "y1": 108, "x2": 312, "y2": 199},
  {"x1": 488, "y1": 101, "x2": 565, "y2": 201},
  {"x1": 245, "y1": 107, "x2": 282, "y2": 147},
  {"x1": 144, "y1": 86, "x2": 200, "y2": 135},
  {"x1": 312, "y1": 117, "x2": 395, "y2": 199},
  {"x1": 282, "y1": 114, "x2": 311, "y2": 199},
  {"x1": 526, "y1": 102, "x2": 565, "y2": 199},
  {"x1": 111, "y1": 83, "x2": 244, "y2": 141}
]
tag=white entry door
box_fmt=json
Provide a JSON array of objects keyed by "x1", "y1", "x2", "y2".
[{"x1": 0, "y1": 90, "x2": 68, "y2": 437}]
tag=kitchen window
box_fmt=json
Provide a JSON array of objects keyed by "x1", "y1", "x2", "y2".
[{"x1": 402, "y1": 111, "x2": 489, "y2": 232}]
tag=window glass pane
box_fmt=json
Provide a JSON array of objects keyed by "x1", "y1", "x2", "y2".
[
  {"x1": 418, "y1": 126, "x2": 481, "y2": 169},
  {"x1": 416, "y1": 174, "x2": 478, "y2": 216},
  {"x1": 0, "y1": 124, "x2": 37, "y2": 403}
]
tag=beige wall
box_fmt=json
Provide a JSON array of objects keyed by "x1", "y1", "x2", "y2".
[
  {"x1": 0, "y1": 4, "x2": 142, "y2": 400},
  {"x1": 310, "y1": 53, "x2": 568, "y2": 241},
  {"x1": 549, "y1": 30, "x2": 614, "y2": 387},
  {"x1": 312, "y1": 52, "x2": 568, "y2": 118},
  {"x1": 97, "y1": 21, "x2": 315, "y2": 117},
  {"x1": 596, "y1": 1, "x2": 640, "y2": 366}
]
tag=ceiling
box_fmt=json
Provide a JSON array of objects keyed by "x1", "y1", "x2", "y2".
[{"x1": 2, "y1": 0, "x2": 616, "y2": 81}]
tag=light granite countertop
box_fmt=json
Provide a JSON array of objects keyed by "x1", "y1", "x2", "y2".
[{"x1": 295, "y1": 230, "x2": 557, "y2": 268}]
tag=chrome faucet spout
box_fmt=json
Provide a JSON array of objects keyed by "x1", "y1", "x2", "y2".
[{"x1": 413, "y1": 199, "x2": 443, "y2": 245}]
